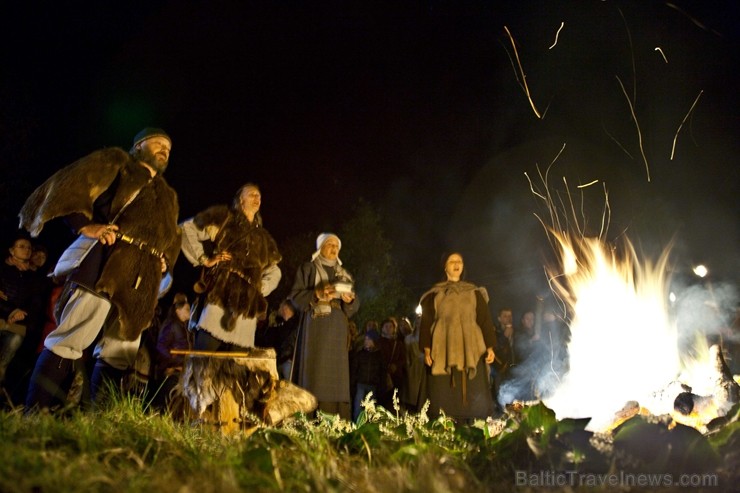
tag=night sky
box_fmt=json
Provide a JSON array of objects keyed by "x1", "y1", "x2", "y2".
[{"x1": 2, "y1": 0, "x2": 738, "y2": 315}]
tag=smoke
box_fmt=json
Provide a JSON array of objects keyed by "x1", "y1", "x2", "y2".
[
  {"x1": 672, "y1": 282, "x2": 738, "y2": 343},
  {"x1": 671, "y1": 281, "x2": 740, "y2": 380},
  {"x1": 498, "y1": 312, "x2": 571, "y2": 406}
]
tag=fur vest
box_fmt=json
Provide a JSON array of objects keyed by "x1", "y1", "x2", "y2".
[
  {"x1": 19, "y1": 147, "x2": 181, "y2": 340},
  {"x1": 194, "y1": 205, "x2": 281, "y2": 330}
]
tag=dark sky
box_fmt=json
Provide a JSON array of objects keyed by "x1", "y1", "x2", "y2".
[{"x1": 2, "y1": 0, "x2": 738, "y2": 315}]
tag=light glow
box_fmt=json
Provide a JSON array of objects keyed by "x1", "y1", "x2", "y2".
[{"x1": 693, "y1": 264, "x2": 708, "y2": 278}]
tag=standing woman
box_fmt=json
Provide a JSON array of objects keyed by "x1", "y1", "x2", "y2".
[
  {"x1": 290, "y1": 233, "x2": 359, "y2": 419},
  {"x1": 419, "y1": 252, "x2": 496, "y2": 421},
  {"x1": 180, "y1": 183, "x2": 282, "y2": 351}
]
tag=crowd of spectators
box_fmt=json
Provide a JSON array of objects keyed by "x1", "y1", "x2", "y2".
[{"x1": 4, "y1": 128, "x2": 737, "y2": 423}]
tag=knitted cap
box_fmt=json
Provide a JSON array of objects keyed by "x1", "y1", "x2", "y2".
[{"x1": 132, "y1": 127, "x2": 171, "y2": 147}]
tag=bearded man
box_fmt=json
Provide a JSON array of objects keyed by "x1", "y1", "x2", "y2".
[{"x1": 19, "y1": 128, "x2": 181, "y2": 411}]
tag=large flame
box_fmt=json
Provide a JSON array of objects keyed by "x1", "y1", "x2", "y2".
[{"x1": 541, "y1": 232, "x2": 708, "y2": 431}]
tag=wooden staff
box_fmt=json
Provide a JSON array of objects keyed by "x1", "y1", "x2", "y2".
[{"x1": 170, "y1": 349, "x2": 276, "y2": 360}]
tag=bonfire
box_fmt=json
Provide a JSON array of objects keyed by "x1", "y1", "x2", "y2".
[{"x1": 509, "y1": 166, "x2": 740, "y2": 436}]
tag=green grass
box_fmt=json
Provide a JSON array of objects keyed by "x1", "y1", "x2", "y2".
[{"x1": 1, "y1": 392, "x2": 738, "y2": 493}]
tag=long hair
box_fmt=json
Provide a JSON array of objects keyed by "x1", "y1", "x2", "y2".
[
  {"x1": 164, "y1": 292, "x2": 189, "y2": 324},
  {"x1": 231, "y1": 183, "x2": 263, "y2": 226}
]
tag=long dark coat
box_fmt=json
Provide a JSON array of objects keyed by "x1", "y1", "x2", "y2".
[{"x1": 290, "y1": 261, "x2": 359, "y2": 403}]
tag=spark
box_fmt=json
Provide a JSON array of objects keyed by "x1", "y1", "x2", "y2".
[
  {"x1": 539, "y1": 144, "x2": 568, "y2": 236},
  {"x1": 549, "y1": 22, "x2": 565, "y2": 49},
  {"x1": 617, "y1": 7, "x2": 637, "y2": 105},
  {"x1": 598, "y1": 182, "x2": 611, "y2": 241},
  {"x1": 602, "y1": 123, "x2": 634, "y2": 159},
  {"x1": 525, "y1": 172, "x2": 547, "y2": 201},
  {"x1": 616, "y1": 76, "x2": 651, "y2": 182},
  {"x1": 527, "y1": 144, "x2": 569, "y2": 254},
  {"x1": 655, "y1": 47, "x2": 668, "y2": 63},
  {"x1": 524, "y1": 153, "x2": 726, "y2": 433},
  {"x1": 666, "y1": 2, "x2": 723, "y2": 38},
  {"x1": 503, "y1": 25, "x2": 542, "y2": 119},
  {"x1": 527, "y1": 146, "x2": 612, "y2": 249},
  {"x1": 671, "y1": 90, "x2": 704, "y2": 160},
  {"x1": 564, "y1": 177, "x2": 586, "y2": 239}
]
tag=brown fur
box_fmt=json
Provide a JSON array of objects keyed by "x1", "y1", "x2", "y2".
[
  {"x1": 176, "y1": 348, "x2": 318, "y2": 430},
  {"x1": 194, "y1": 206, "x2": 282, "y2": 329},
  {"x1": 19, "y1": 148, "x2": 130, "y2": 236},
  {"x1": 19, "y1": 148, "x2": 181, "y2": 340}
]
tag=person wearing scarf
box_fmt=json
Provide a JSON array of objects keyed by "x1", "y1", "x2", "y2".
[
  {"x1": 289, "y1": 233, "x2": 359, "y2": 419},
  {"x1": 419, "y1": 252, "x2": 497, "y2": 421}
]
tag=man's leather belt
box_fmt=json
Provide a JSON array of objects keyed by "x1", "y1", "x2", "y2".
[
  {"x1": 115, "y1": 232, "x2": 165, "y2": 259},
  {"x1": 225, "y1": 266, "x2": 252, "y2": 284}
]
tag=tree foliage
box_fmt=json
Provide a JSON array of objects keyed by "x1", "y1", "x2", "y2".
[
  {"x1": 338, "y1": 199, "x2": 415, "y2": 327},
  {"x1": 272, "y1": 199, "x2": 414, "y2": 327}
]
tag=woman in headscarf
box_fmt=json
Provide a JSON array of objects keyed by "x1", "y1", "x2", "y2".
[
  {"x1": 290, "y1": 233, "x2": 359, "y2": 419},
  {"x1": 419, "y1": 252, "x2": 497, "y2": 421}
]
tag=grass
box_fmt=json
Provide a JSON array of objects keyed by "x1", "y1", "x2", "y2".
[{"x1": 1, "y1": 391, "x2": 738, "y2": 493}]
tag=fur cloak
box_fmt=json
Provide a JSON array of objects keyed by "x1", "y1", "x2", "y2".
[
  {"x1": 19, "y1": 147, "x2": 181, "y2": 340},
  {"x1": 194, "y1": 205, "x2": 281, "y2": 329}
]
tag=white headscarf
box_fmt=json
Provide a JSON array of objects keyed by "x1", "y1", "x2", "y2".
[{"x1": 311, "y1": 232, "x2": 342, "y2": 265}]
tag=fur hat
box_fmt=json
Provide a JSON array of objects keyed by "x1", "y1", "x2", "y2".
[{"x1": 132, "y1": 127, "x2": 171, "y2": 148}]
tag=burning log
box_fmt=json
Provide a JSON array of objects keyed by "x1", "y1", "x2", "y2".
[
  {"x1": 673, "y1": 392, "x2": 714, "y2": 415},
  {"x1": 589, "y1": 345, "x2": 739, "y2": 434},
  {"x1": 642, "y1": 381, "x2": 692, "y2": 417},
  {"x1": 706, "y1": 344, "x2": 740, "y2": 414},
  {"x1": 669, "y1": 344, "x2": 739, "y2": 433}
]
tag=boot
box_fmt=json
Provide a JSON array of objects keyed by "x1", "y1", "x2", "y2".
[
  {"x1": 25, "y1": 349, "x2": 76, "y2": 413},
  {"x1": 90, "y1": 359, "x2": 127, "y2": 406}
]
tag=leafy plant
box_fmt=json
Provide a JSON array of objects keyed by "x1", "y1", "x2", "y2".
[{"x1": 1, "y1": 390, "x2": 738, "y2": 492}]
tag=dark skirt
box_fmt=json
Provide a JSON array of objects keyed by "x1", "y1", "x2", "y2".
[{"x1": 427, "y1": 357, "x2": 494, "y2": 421}]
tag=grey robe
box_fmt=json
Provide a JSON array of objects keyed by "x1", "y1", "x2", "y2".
[{"x1": 290, "y1": 260, "x2": 359, "y2": 403}]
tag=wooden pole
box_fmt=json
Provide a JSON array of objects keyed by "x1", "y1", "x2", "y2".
[{"x1": 170, "y1": 349, "x2": 275, "y2": 360}]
